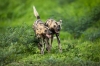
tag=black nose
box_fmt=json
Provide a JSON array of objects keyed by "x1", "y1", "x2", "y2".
[
  {"x1": 57, "y1": 28, "x2": 60, "y2": 31},
  {"x1": 50, "y1": 31, "x2": 52, "y2": 34},
  {"x1": 48, "y1": 31, "x2": 52, "y2": 34}
]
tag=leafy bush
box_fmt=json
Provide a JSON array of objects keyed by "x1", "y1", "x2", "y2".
[
  {"x1": 0, "y1": 24, "x2": 39, "y2": 65},
  {"x1": 62, "y1": 5, "x2": 100, "y2": 38},
  {"x1": 81, "y1": 27, "x2": 100, "y2": 41},
  {"x1": 0, "y1": 0, "x2": 100, "y2": 66}
]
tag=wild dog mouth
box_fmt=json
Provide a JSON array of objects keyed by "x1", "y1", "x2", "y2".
[
  {"x1": 55, "y1": 31, "x2": 59, "y2": 34},
  {"x1": 46, "y1": 34, "x2": 51, "y2": 38}
]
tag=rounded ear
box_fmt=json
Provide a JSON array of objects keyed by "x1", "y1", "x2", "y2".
[
  {"x1": 59, "y1": 20, "x2": 62, "y2": 24},
  {"x1": 60, "y1": 20, "x2": 62, "y2": 22},
  {"x1": 44, "y1": 23, "x2": 48, "y2": 26},
  {"x1": 57, "y1": 20, "x2": 62, "y2": 25}
]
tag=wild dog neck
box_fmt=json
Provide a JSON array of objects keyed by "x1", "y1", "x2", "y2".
[{"x1": 50, "y1": 28, "x2": 59, "y2": 34}]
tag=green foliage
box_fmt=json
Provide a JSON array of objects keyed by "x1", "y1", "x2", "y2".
[
  {"x1": 1, "y1": 24, "x2": 100, "y2": 66},
  {"x1": 0, "y1": 24, "x2": 39, "y2": 65},
  {"x1": 81, "y1": 27, "x2": 100, "y2": 41},
  {"x1": 62, "y1": 5, "x2": 100, "y2": 38},
  {"x1": 0, "y1": 0, "x2": 100, "y2": 66}
]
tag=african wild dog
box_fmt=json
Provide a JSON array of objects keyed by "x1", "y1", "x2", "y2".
[
  {"x1": 45, "y1": 19, "x2": 62, "y2": 52},
  {"x1": 32, "y1": 6, "x2": 52, "y2": 54}
]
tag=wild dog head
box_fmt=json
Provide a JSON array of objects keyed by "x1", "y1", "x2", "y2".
[
  {"x1": 35, "y1": 23, "x2": 52, "y2": 38},
  {"x1": 45, "y1": 19, "x2": 62, "y2": 34}
]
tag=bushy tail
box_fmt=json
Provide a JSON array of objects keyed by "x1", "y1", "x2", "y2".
[{"x1": 33, "y1": 6, "x2": 40, "y2": 19}]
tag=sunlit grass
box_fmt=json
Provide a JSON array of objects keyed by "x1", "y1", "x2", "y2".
[{"x1": 0, "y1": 0, "x2": 100, "y2": 66}]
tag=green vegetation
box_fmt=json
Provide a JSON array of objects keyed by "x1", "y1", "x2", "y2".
[{"x1": 0, "y1": 0, "x2": 100, "y2": 66}]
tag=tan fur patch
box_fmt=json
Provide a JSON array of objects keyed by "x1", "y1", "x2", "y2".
[{"x1": 46, "y1": 19, "x2": 62, "y2": 30}]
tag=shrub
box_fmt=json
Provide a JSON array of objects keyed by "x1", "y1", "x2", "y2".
[
  {"x1": 62, "y1": 5, "x2": 100, "y2": 38},
  {"x1": 0, "y1": 24, "x2": 39, "y2": 65}
]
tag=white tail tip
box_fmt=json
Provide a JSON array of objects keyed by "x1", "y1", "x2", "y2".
[{"x1": 33, "y1": 6, "x2": 39, "y2": 17}]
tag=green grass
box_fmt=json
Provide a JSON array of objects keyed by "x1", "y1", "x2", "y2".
[
  {"x1": 0, "y1": 0, "x2": 100, "y2": 66},
  {"x1": 0, "y1": 25, "x2": 100, "y2": 66}
]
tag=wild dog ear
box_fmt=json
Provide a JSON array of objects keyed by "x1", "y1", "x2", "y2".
[
  {"x1": 59, "y1": 20, "x2": 62, "y2": 25},
  {"x1": 57, "y1": 20, "x2": 62, "y2": 25},
  {"x1": 44, "y1": 23, "x2": 48, "y2": 26},
  {"x1": 57, "y1": 20, "x2": 62, "y2": 29}
]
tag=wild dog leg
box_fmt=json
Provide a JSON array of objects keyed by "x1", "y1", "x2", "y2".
[
  {"x1": 50, "y1": 34, "x2": 54, "y2": 48},
  {"x1": 45, "y1": 38, "x2": 51, "y2": 52},
  {"x1": 38, "y1": 39, "x2": 44, "y2": 54},
  {"x1": 56, "y1": 34, "x2": 62, "y2": 52},
  {"x1": 43, "y1": 38, "x2": 45, "y2": 50}
]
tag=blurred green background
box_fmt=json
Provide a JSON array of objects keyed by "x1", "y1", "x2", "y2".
[{"x1": 0, "y1": 0, "x2": 100, "y2": 66}]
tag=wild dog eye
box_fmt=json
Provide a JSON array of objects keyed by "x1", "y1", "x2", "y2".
[
  {"x1": 58, "y1": 25, "x2": 60, "y2": 27},
  {"x1": 54, "y1": 25, "x2": 56, "y2": 27},
  {"x1": 45, "y1": 30, "x2": 47, "y2": 32}
]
